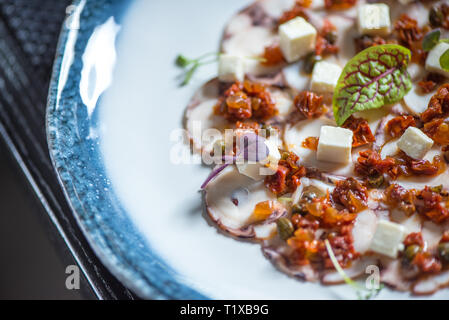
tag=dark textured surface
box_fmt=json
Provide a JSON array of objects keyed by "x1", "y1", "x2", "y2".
[{"x1": 0, "y1": 0, "x2": 136, "y2": 299}]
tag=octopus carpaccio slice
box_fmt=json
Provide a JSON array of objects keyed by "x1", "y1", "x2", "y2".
[
  {"x1": 184, "y1": 78, "x2": 294, "y2": 154},
  {"x1": 204, "y1": 165, "x2": 286, "y2": 240},
  {"x1": 187, "y1": 0, "x2": 449, "y2": 296}
]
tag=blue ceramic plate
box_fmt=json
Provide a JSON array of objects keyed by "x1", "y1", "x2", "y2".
[{"x1": 47, "y1": 0, "x2": 449, "y2": 300}]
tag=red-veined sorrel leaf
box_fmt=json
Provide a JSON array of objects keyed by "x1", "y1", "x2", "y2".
[{"x1": 333, "y1": 44, "x2": 412, "y2": 126}]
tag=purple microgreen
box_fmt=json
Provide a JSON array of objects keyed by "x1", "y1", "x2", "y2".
[{"x1": 201, "y1": 133, "x2": 269, "y2": 189}]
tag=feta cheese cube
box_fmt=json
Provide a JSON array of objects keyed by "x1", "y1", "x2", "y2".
[
  {"x1": 397, "y1": 127, "x2": 434, "y2": 159},
  {"x1": 425, "y1": 42, "x2": 449, "y2": 78},
  {"x1": 357, "y1": 4, "x2": 391, "y2": 36},
  {"x1": 370, "y1": 220, "x2": 406, "y2": 258},
  {"x1": 316, "y1": 126, "x2": 353, "y2": 164},
  {"x1": 310, "y1": 61, "x2": 342, "y2": 93},
  {"x1": 237, "y1": 140, "x2": 280, "y2": 180},
  {"x1": 279, "y1": 17, "x2": 317, "y2": 63},
  {"x1": 218, "y1": 54, "x2": 245, "y2": 82}
]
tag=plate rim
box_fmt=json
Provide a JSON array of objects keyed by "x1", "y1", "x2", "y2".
[{"x1": 45, "y1": 0, "x2": 207, "y2": 300}]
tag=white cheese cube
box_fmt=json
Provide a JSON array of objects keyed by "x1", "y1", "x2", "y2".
[
  {"x1": 237, "y1": 140, "x2": 280, "y2": 180},
  {"x1": 425, "y1": 42, "x2": 449, "y2": 78},
  {"x1": 218, "y1": 54, "x2": 245, "y2": 82},
  {"x1": 279, "y1": 17, "x2": 317, "y2": 63},
  {"x1": 310, "y1": 61, "x2": 342, "y2": 93},
  {"x1": 316, "y1": 126, "x2": 353, "y2": 164},
  {"x1": 357, "y1": 4, "x2": 391, "y2": 36},
  {"x1": 370, "y1": 220, "x2": 406, "y2": 258},
  {"x1": 397, "y1": 127, "x2": 434, "y2": 159}
]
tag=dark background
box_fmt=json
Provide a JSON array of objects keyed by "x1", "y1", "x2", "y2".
[{"x1": 0, "y1": 0, "x2": 136, "y2": 300}]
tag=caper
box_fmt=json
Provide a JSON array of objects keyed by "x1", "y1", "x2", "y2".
[
  {"x1": 303, "y1": 53, "x2": 322, "y2": 74},
  {"x1": 430, "y1": 185, "x2": 443, "y2": 194},
  {"x1": 438, "y1": 242, "x2": 449, "y2": 263},
  {"x1": 367, "y1": 174, "x2": 384, "y2": 188},
  {"x1": 429, "y1": 6, "x2": 444, "y2": 27},
  {"x1": 301, "y1": 186, "x2": 325, "y2": 202},
  {"x1": 292, "y1": 203, "x2": 308, "y2": 216},
  {"x1": 403, "y1": 244, "x2": 421, "y2": 264},
  {"x1": 277, "y1": 217, "x2": 294, "y2": 240},
  {"x1": 324, "y1": 31, "x2": 338, "y2": 45}
]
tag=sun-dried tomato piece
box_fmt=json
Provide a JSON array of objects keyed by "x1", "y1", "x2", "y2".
[
  {"x1": 302, "y1": 136, "x2": 319, "y2": 150},
  {"x1": 265, "y1": 150, "x2": 306, "y2": 195},
  {"x1": 394, "y1": 14, "x2": 422, "y2": 47},
  {"x1": 235, "y1": 121, "x2": 260, "y2": 130},
  {"x1": 332, "y1": 178, "x2": 368, "y2": 213},
  {"x1": 384, "y1": 184, "x2": 416, "y2": 215},
  {"x1": 278, "y1": 1, "x2": 310, "y2": 26},
  {"x1": 423, "y1": 118, "x2": 449, "y2": 145},
  {"x1": 342, "y1": 116, "x2": 375, "y2": 147},
  {"x1": 315, "y1": 19, "x2": 339, "y2": 56},
  {"x1": 306, "y1": 195, "x2": 357, "y2": 227},
  {"x1": 385, "y1": 115, "x2": 416, "y2": 138},
  {"x1": 319, "y1": 226, "x2": 359, "y2": 269},
  {"x1": 392, "y1": 152, "x2": 445, "y2": 178},
  {"x1": 287, "y1": 228, "x2": 319, "y2": 266},
  {"x1": 324, "y1": 0, "x2": 357, "y2": 10},
  {"x1": 261, "y1": 43, "x2": 285, "y2": 66},
  {"x1": 294, "y1": 91, "x2": 325, "y2": 119},
  {"x1": 214, "y1": 81, "x2": 278, "y2": 122},
  {"x1": 355, "y1": 150, "x2": 395, "y2": 177},
  {"x1": 421, "y1": 84, "x2": 449, "y2": 123},
  {"x1": 415, "y1": 186, "x2": 449, "y2": 223},
  {"x1": 412, "y1": 252, "x2": 442, "y2": 273},
  {"x1": 404, "y1": 232, "x2": 425, "y2": 247}
]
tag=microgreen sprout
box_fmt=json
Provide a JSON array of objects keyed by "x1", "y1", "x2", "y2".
[
  {"x1": 175, "y1": 52, "x2": 219, "y2": 86},
  {"x1": 175, "y1": 53, "x2": 267, "y2": 86},
  {"x1": 324, "y1": 239, "x2": 383, "y2": 300}
]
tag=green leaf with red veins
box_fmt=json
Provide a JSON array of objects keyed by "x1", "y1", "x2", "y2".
[{"x1": 333, "y1": 44, "x2": 412, "y2": 126}]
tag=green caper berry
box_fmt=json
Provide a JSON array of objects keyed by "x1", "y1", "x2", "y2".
[
  {"x1": 429, "y1": 6, "x2": 444, "y2": 27},
  {"x1": 403, "y1": 244, "x2": 421, "y2": 263},
  {"x1": 303, "y1": 53, "x2": 322, "y2": 74},
  {"x1": 276, "y1": 217, "x2": 294, "y2": 241},
  {"x1": 324, "y1": 31, "x2": 338, "y2": 45},
  {"x1": 438, "y1": 242, "x2": 449, "y2": 263},
  {"x1": 292, "y1": 203, "x2": 308, "y2": 216},
  {"x1": 367, "y1": 174, "x2": 384, "y2": 188}
]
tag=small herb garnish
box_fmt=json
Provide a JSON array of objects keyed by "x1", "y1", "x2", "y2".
[
  {"x1": 421, "y1": 29, "x2": 449, "y2": 71},
  {"x1": 175, "y1": 53, "x2": 267, "y2": 86},
  {"x1": 324, "y1": 239, "x2": 383, "y2": 300},
  {"x1": 440, "y1": 49, "x2": 449, "y2": 71},
  {"x1": 332, "y1": 44, "x2": 412, "y2": 126},
  {"x1": 422, "y1": 29, "x2": 441, "y2": 52},
  {"x1": 175, "y1": 52, "x2": 219, "y2": 86}
]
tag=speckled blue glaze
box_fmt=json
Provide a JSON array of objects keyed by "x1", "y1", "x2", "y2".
[{"x1": 46, "y1": 0, "x2": 206, "y2": 299}]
